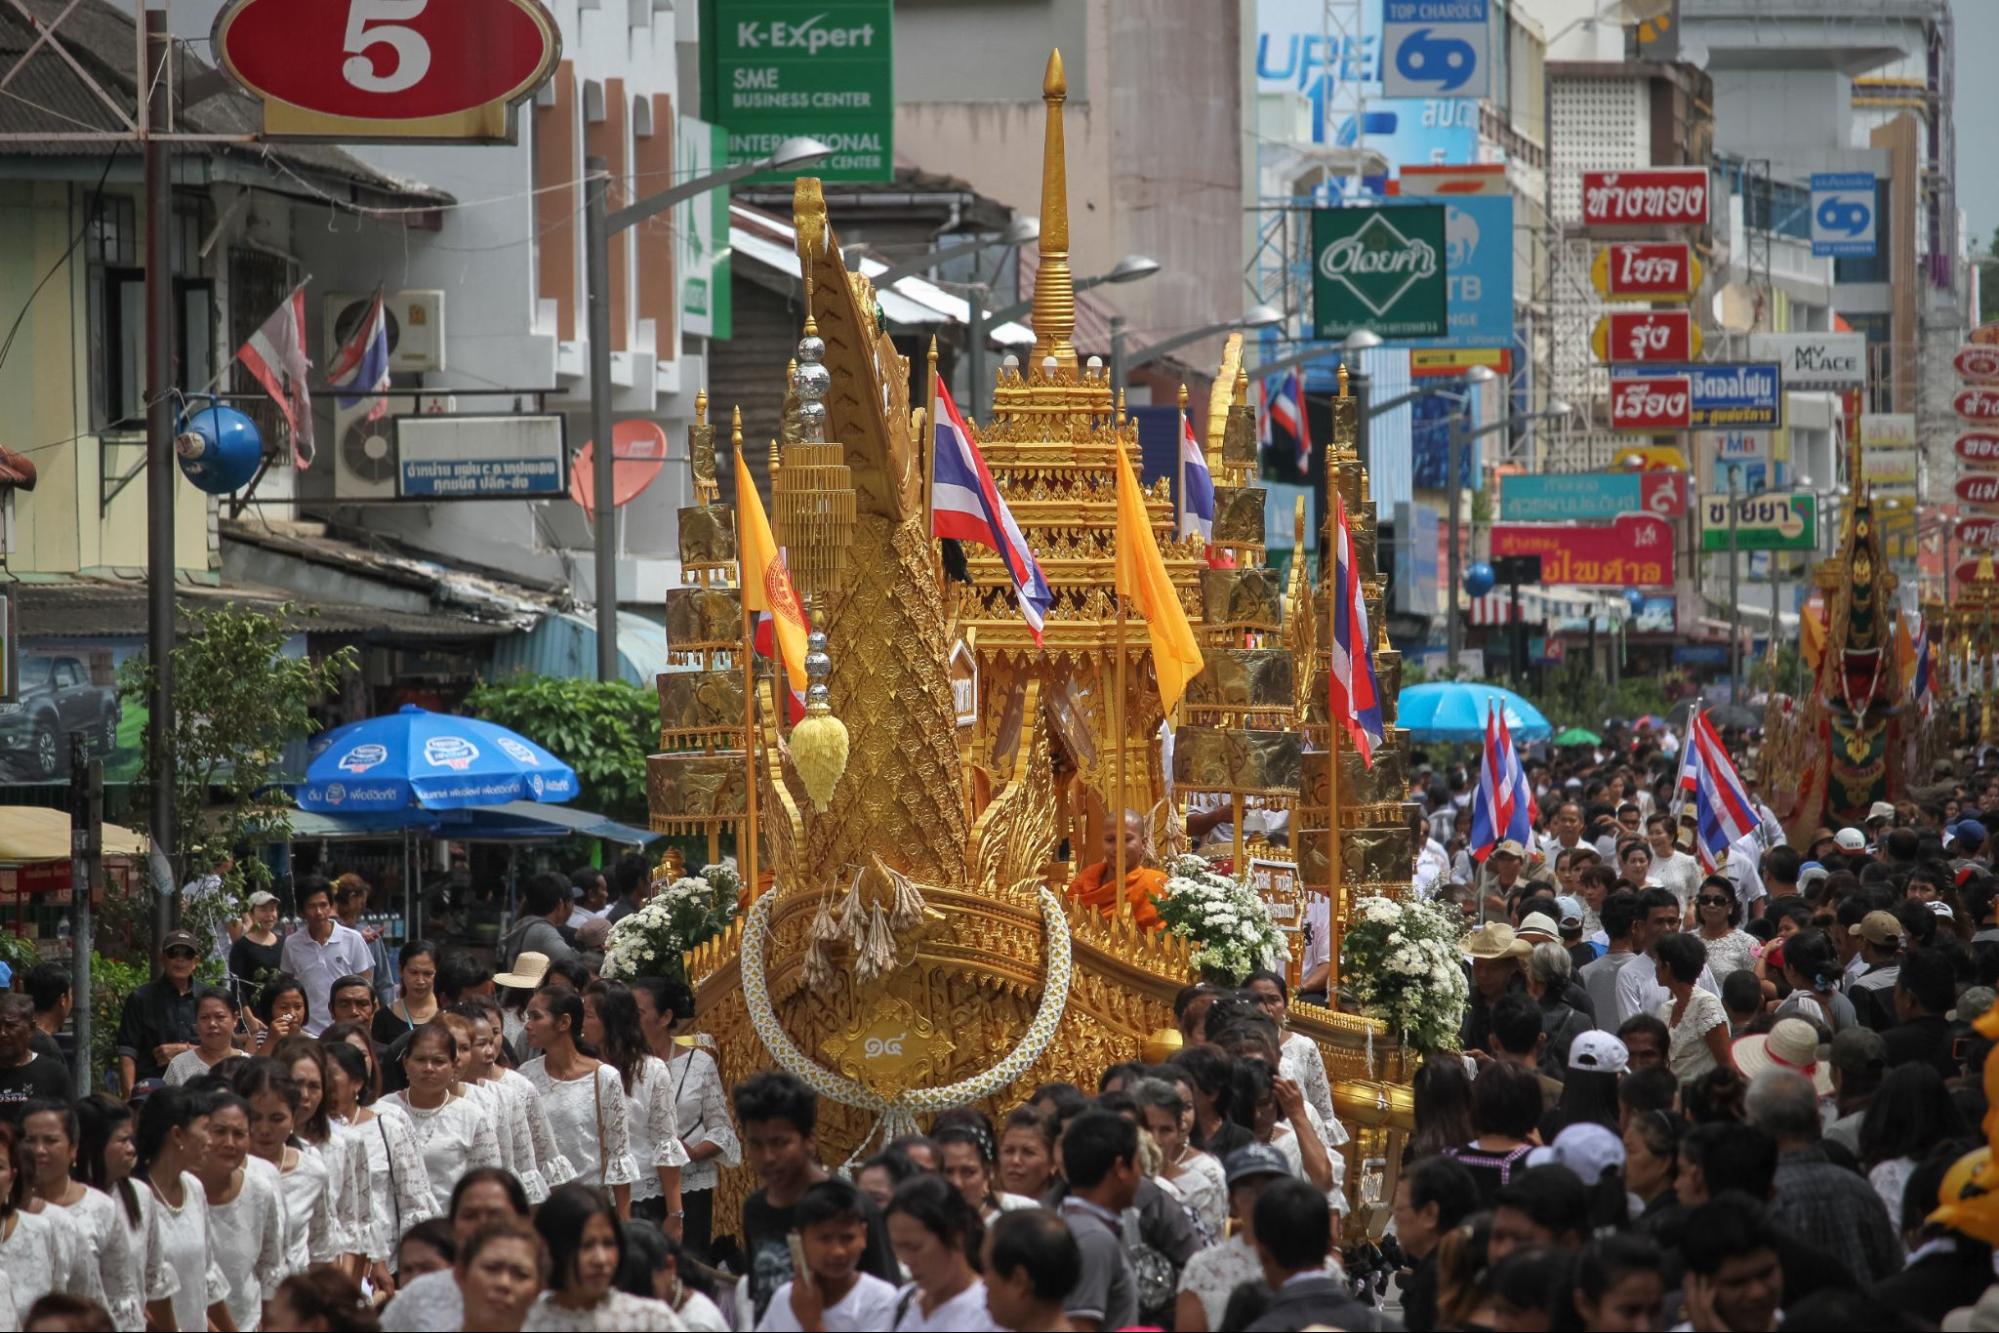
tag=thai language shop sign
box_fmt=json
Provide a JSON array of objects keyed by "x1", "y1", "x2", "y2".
[
  {"x1": 1489, "y1": 513, "x2": 1676, "y2": 588},
  {"x1": 1311, "y1": 205, "x2": 1448, "y2": 340},
  {"x1": 1610, "y1": 362, "x2": 1782, "y2": 428},
  {"x1": 699, "y1": 1, "x2": 892, "y2": 182},
  {"x1": 1500, "y1": 472, "x2": 1686, "y2": 522},
  {"x1": 1697, "y1": 492, "x2": 1818, "y2": 552}
]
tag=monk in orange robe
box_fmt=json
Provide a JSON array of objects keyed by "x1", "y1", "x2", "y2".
[{"x1": 1067, "y1": 809, "x2": 1167, "y2": 931}]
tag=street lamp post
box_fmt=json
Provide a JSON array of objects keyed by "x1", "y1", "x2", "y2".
[
  {"x1": 1112, "y1": 303, "x2": 1286, "y2": 394},
  {"x1": 1727, "y1": 463, "x2": 1741, "y2": 701},
  {"x1": 963, "y1": 257, "x2": 1160, "y2": 422},
  {"x1": 864, "y1": 216, "x2": 1040, "y2": 288},
  {"x1": 584, "y1": 137, "x2": 832, "y2": 682}
]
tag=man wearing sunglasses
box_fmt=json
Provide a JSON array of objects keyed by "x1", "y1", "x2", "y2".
[{"x1": 113, "y1": 928, "x2": 204, "y2": 1098}]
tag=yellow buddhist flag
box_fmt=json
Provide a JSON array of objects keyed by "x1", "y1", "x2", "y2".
[
  {"x1": 1113, "y1": 441, "x2": 1205, "y2": 712},
  {"x1": 733, "y1": 445, "x2": 809, "y2": 694}
]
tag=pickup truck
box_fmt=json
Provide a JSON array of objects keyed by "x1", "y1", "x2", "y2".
[{"x1": 0, "y1": 654, "x2": 120, "y2": 779}]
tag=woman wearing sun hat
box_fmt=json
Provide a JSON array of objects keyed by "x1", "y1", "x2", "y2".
[{"x1": 1733, "y1": 1016, "x2": 1834, "y2": 1097}]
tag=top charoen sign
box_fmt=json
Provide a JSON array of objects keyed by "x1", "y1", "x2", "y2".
[
  {"x1": 214, "y1": 0, "x2": 561, "y2": 142},
  {"x1": 1580, "y1": 168, "x2": 1710, "y2": 228}
]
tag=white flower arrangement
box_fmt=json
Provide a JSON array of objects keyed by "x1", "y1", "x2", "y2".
[
  {"x1": 1154, "y1": 855, "x2": 1289, "y2": 984},
  {"x1": 1340, "y1": 894, "x2": 1470, "y2": 1054},
  {"x1": 600, "y1": 859, "x2": 741, "y2": 981}
]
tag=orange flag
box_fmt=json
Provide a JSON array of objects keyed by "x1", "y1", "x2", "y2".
[
  {"x1": 734, "y1": 444, "x2": 808, "y2": 694},
  {"x1": 1113, "y1": 441, "x2": 1204, "y2": 712}
]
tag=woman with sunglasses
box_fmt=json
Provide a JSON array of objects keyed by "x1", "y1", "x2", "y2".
[{"x1": 1690, "y1": 875, "x2": 1759, "y2": 980}]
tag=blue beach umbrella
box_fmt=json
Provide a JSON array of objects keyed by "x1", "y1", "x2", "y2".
[
  {"x1": 1396, "y1": 682, "x2": 1552, "y2": 744},
  {"x1": 297, "y1": 705, "x2": 579, "y2": 813}
]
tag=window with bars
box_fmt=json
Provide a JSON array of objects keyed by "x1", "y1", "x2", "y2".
[{"x1": 87, "y1": 193, "x2": 216, "y2": 431}]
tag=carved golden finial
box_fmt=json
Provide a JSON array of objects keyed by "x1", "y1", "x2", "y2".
[
  {"x1": 689, "y1": 390, "x2": 717, "y2": 500},
  {"x1": 695, "y1": 390, "x2": 708, "y2": 422},
  {"x1": 794, "y1": 178, "x2": 828, "y2": 260},
  {"x1": 1339, "y1": 362, "x2": 1350, "y2": 398},
  {"x1": 1031, "y1": 48, "x2": 1076, "y2": 371},
  {"x1": 1177, "y1": 383, "x2": 1189, "y2": 413},
  {"x1": 1116, "y1": 388, "x2": 1126, "y2": 426},
  {"x1": 1234, "y1": 366, "x2": 1248, "y2": 406}
]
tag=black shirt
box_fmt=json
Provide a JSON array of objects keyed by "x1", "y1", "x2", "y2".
[
  {"x1": 1881, "y1": 1013, "x2": 1959, "y2": 1079},
  {"x1": 740, "y1": 1183, "x2": 900, "y2": 1324},
  {"x1": 228, "y1": 934, "x2": 284, "y2": 1000},
  {"x1": 0, "y1": 1050, "x2": 73, "y2": 1120},
  {"x1": 116, "y1": 977, "x2": 199, "y2": 1084}
]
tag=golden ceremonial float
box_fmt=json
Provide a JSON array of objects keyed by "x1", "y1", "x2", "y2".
[{"x1": 647, "y1": 51, "x2": 1418, "y2": 1232}]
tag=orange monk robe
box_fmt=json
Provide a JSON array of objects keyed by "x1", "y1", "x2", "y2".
[{"x1": 1066, "y1": 863, "x2": 1168, "y2": 932}]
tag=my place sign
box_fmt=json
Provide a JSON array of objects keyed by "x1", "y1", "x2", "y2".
[{"x1": 1697, "y1": 491, "x2": 1817, "y2": 552}]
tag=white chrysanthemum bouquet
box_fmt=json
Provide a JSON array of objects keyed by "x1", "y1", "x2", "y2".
[
  {"x1": 1340, "y1": 894, "x2": 1470, "y2": 1053},
  {"x1": 1155, "y1": 855, "x2": 1289, "y2": 984},
  {"x1": 600, "y1": 860, "x2": 741, "y2": 981}
]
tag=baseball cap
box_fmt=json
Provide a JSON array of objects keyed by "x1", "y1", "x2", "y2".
[
  {"x1": 1929, "y1": 901, "x2": 1957, "y2": 921},
  {"x1": 1829, "y1": 1025, "x2": 1886, "y2": 1075},
  {"x1": 1860, "y1": 910, "x2": 1906, "y2": 946},
  {"x1": 1517, "y1": 912, "x2": 1562, "y2": 944},
  {"x1": 1835, "y1": 827, "x2": 1868, "y2": 852},
  {"x1": 1224, "y1": 1143, "x2": 1292, "y2": 1187},
  {"x1": 161, "y1": 930, "x2": 201, "y2": 956},
  {"x1": 1867, "y1": 801, "x2": 1896, "y2": 825},
  {"x1": 1952, "y1": 986, "x2": 1998, "y2": 1025},
  {"x1": 1492, "y1": 839, "x2": 1527, "y2": 860},
  {"x1": 1526, "y1": 1123, "x2": 1626, "y2": 1183},
  {"x1": 1556, "y1": 896, "x2": 1585, "y2": 929},
  {"x1": 1567, "y1": 1030, "x2": 1630, "y2": 1075},
  {"x1": 1951, "y1": 820, "x2": 1989, "y2": 852},
  {"x1": 246, "y1": 890, "x2": 278, "y2": 909},
  {"x1": 1798, "y1": 864, "x2": 1829, "y2": 894}
]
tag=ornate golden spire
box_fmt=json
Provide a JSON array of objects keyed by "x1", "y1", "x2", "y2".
[{"x1": 1031, "y1": 48, "x2": 1076, "y2": 372}]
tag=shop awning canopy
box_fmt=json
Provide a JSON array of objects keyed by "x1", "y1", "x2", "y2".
[
  {"x1": 0, "y1": 806, "x2": 145, "y2": 863},
  {"x1": 437, "y1": 802, "x2": 659, "y2": 847}
]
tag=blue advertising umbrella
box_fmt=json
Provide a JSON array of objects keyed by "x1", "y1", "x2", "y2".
[
  {"x1": 297, "y1": 705, "x2": 579, "y2": 813},
  {"x1": 1396, "y1": 682, "x2": 1552, "y2": 744}
]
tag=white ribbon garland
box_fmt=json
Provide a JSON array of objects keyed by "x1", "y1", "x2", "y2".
[{"x1": 740, "y1": 885, "x2": 1074, "y2": 1157}]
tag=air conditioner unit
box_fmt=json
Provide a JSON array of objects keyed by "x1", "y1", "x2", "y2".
[
  {"x1": 322, "y1": 290, "x2": 447, "y2": 374},
  {"x1": 331, "y1": 394, "x2": 415, "y2": 502}
]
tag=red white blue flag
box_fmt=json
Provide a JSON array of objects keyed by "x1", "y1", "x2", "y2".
[
  {"x1": 1688, "y1": 709, "x2": 1758, "y2": 869},
  {"x1": 932, "y1": 374, "x2": 1053, "y2": 644},
  {"x1": 1327, "y1": 493, "x2": 1385, "y2": 766},
  {"x1": 1470, "y1": 702, "x2": 1534, "y2": 861},
  {"x1": 1265, "y1": 368, "x2": 1309, "y2": 477},
  {"x1": 328, "y1": 287, "x2": 392, "y2": 423},
  {"x1": 237, "y1": 284, "x2": 314, "y2": 469},
  {"x1": 752, "y1": 612, "x2": 808, "y2": 725}
]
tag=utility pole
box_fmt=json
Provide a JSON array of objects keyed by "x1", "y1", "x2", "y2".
[
  {"x1": 1727, "y1": 464, "x2": 1742, "y2": 701},
  {"x1": 143, "y1": 5, "x2": 175, "y2": 947},
  {"x1": 68, "y1": 735, "x2": 100, "y2": 1095},
  {"x1": 584, "y1": 156, "x2": 619, "y2": 681},
  {"x1": 1446, "y1": 414, "x2": 1465, "y2": 674}
]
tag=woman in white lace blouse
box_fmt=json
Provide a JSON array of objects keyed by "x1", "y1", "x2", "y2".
[
  {"x1": 75, "y1": 1096, "x2": 179, "y2": 1332},
  {"x1": 379, "y1": 1021, "x2": 504, "y2": 1211},
  {"x1": 1129, "y1": 1078, "x2": 1227, "y2": 1242},
  {"x1": 636, "y1": 979, "x2": 739, "y2": 1254},
  {"x1": 461, "y1": 994, "x2": 577, "y2": 1199},
  {"x1": 1246, "y1": 971, "x2": 1339, "y2": 1133},
  {"x1": 136, "y1": 1086, "x2": 231, "y2": 1333},
  {"x1": 581, "y1": 982, "x2": 689, "y2": 1230},
  {"x1": 521, "y1": 988, "x2": 641, "y2": 1216},
  {"x1": 23, "y1": 1100, "x2": 139, "y2": 1325},
  {"x1": 321, "y1": 1037, "x2": 437, "y2": 1291}
]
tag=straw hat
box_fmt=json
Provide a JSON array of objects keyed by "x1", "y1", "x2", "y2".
[
  {"x1": 1462, "y1": 922, "x2": 1531, "y2": 960},
  {"x1": 492, "y1": 951, "x2": 551, "y2": 990},
  {"x1": 1733, "y1": 1016, "x2": 1832, "y2": 1095},
  {"x1": 1516, "y1": 913, "x2": 1562, "y2": 945}
]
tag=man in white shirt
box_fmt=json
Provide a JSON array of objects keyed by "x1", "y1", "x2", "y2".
[
  {"x1": 1412, "y1": 810, "x2": 1450, "y2": 899},
  {"x1": 1613, "y1": 887, "x2": 1720, "y2": 1024},
  {"x1": 279, "y1": 876, "x2": 373, "y2": 1037},
  {"x1": 1723, "y1": 838, "x2": 1768, "y2": 920},
  {"x1": 1538, "y1": 802, "x2": 1589, "y2": 864}
]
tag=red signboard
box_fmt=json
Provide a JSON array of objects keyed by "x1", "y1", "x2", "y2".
[
  {"x1": 1593, "y1": 310, "x2": 1699, "y2": 363},
  {"x1": 1958, "y1": 516, "x2": 1999, "y2": 548},
  {"x1": 1641, "y1": 471, "x2": 1688, "y2": 517},
  {"x1": 1957, "y1": 387, "x2": 1999, "y2": 423},
  {"x1": 1957, "y1": 433, "x2": 1999, "y2": 468},
  {"x1": 213, "y1": 0, "x2": 561, "y2": 142},
  {"x1": 1610, "y1": 375, "x2": 1694, "y2": 431},
  {"x1": 1580, "y1": 168, "x2": 1710, "y2": 228},
  {"x1": 1956, "y1": 345, "x2": 1999, "y2": 384},
  {"x1": 1594, "y1": 243, "x2": 1700, "y2": 299},
  {"x1": 1957, "y1": 474, "x2": 1999, "y2": 508},
  {"x1": 1957, "y1": 559, "x2": 1999, "y2": 587},
  {"x1": 1489, "y1": 513, "x2": 1677, "y2": 588}
]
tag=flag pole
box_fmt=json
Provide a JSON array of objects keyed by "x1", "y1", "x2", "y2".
[
  {"x1": 1326, "y1": 517, "x2": 1343, "y2": 995},
  {"x1": 925, "y1": 337, "x2": 940, "y2": 585},
  {"x1": 1174, "y1": 383, "x2": 1188, "y2": 542},
  {"x1": 1114, "y1": 606, "x2": 1130, "y2": 920},
  {"x1": 736, "y1": 441, "x2": 762, "y2": 901}
]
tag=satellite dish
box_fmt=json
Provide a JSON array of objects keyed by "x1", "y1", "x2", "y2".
[
  {"x1": 570, "y1": 420, "x2": 670, "y2": 518},
  {"x1": 1714, "y1": 282, "x2": 1757, "y2": 334}
]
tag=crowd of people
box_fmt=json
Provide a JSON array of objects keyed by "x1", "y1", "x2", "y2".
[{"x1": 6, "y1": 730, "x2": 1999, "y2": 1329}]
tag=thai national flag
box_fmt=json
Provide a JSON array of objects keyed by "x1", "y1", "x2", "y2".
[
  {"x1": 1327, "y1": 493, "x2": 1385, "y2": 767},
  {"x1": 328, "y1": 288, "x2": 392, "y2": 423},
  {"x1": 1266, "y1": 368, "x2": 1309, "y2": 477},
  {"x1": 1469, "y1": 702, "x2": 1534, "y2": 861},
  {"x1": 1689, "y1": 709, "x2": 1759, "y2": 870},
  {"x1": 932, "y1": 374, "x2": 1053, "y2": 645},
  {"x1": 1177, "y1": 407, "x2": 1233, "y2": 571}
]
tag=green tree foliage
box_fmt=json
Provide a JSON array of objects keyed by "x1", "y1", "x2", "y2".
[
  {"x1": 118, "y1": 603, "x2": 357, "y2": 948},
  {"x1": 1520, "y1": 662, "x2": 1669, "y2": 733},
  {"x1": 463, "y1": 675, "x2": 656, "y2": 824}
]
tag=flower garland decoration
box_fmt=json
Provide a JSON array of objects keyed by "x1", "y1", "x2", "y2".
[
  {"x1": 1340, "y1": 895, "x2": 1469, "y2": 1054},
  {"x1": 740, "y1": 883, "x2": 1073, "y2": 1151},
  {"x1": 601, "y1": 861, "x2": 742, "y2": 981},
  {"x1": 1153, "y1": 854, "x2": 1288, "y2": 984}
]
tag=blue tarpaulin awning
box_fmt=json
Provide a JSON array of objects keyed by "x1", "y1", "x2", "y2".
[{"x1": 436, "y1": 801, "x2": 659, "y2": 846}]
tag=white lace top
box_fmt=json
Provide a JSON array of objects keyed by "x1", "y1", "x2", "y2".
[
  {"x1": 459, "y1": 1079, "x2": 538, "y2": 1200},
  {"x1": 380, "y1": 1088, "x2": 505, "y2": 1207},
  {"x1": 1159, "y1": 1149, "x2": 1228, "y2": 1241},
  {"x1": 276, "y1": 1146, "x2": 339, "y2": 1270},
  {"x1": 30, "y1": 1197, "x2": 110, "y2": 1310},
  {"x1": 53, "y1": 1185, "x2": 178, "y2": 1333},
  {"x1": 524, "y1": 1290, "x2": 687, "y2": 1330},
  {"x1": 149, "y1": 1172, "x2": 232, "y2": 1333},
  {"x1": 619, "y1": 1055, "x2": 692, "y2": 1202},
  {"x1": 335, "y1": 1104, "x2": 440, "y2": 1263},
  {"x1": 520, "y1": 1058, "x2": 639, "y2": 1189},
  {"x1": 1280, "y1": 1031, "x2": 1338, "y2": 1131},
  {"x1": 208, "y1": 1157, "x2": 290, "y2": 1331},
  {"x1": 0, "y1": 1208, "x2": 68, "y2": 1312},
  {"x1": 1177, "y1": 1232, "x2": 1339, "y2": 1328},
  {"x1": 501, "y1": 1065, "x2": 578, "y2": 1195},
  {"x1": 666, "y1": 1045, "x2": 739, "y2": 1194},
  {"x1": 376, "y1": 1267, "x2": 461, "y2": 1332}
]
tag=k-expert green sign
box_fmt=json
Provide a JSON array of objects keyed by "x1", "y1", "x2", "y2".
[
  {"x1": 701, "y1": 1, "x2": 893, "y2": 183},
  {"x1": 1311, "y1": 205, "x2": 1448, "y2": 340}
]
